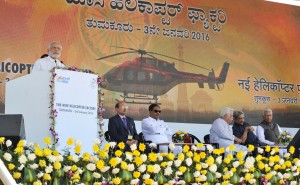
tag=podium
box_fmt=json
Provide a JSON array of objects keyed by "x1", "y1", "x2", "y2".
[{"x1": 5, "y1": 69, "x2": 99, "y2": 152}]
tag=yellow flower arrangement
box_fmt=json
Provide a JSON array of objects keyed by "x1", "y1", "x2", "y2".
[{"x1": 0, "y1": 137, "x2": 299, "y2": 185}]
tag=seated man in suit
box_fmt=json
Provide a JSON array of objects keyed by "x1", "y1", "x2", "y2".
[
  {"x1": 210, "y1": 107, "x2": 248, "y2": 154},
  {"x1": 232, "y1": 110, "x2": 266, "y2": 146},
  {"x1": 142, "y1": 103, "x2": 181, "y2": 155},
  {"x1": 108, "y1": 101, "x2": 139, "y2": 147}
]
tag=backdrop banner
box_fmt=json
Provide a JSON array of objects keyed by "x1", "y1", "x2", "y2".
[{"x1": 1, "y1": 0, "x2": 300, "y2": 127}]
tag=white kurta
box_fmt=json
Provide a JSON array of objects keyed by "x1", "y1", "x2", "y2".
[
  {"x1": 141, "y1": 117, "x2": 182, "y2": 154},
  {"x1": 210, "y1": 118, "x2": 247, "y2": 152},
  {"x1": 32, "y1": 56, "x2": 65, "y2": 72}
]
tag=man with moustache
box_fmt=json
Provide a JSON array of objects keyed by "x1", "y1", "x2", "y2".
[{"x1": 32, "y1": 41, "x2": 65, "y2": 72}]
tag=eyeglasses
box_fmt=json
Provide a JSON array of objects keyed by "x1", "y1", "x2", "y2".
[
  {"x1": 152, "y1": 110, "x2": 161, "y2": 113},
  {"x1": 121, "y1": 106, "x2": 129, "y2": 109}
]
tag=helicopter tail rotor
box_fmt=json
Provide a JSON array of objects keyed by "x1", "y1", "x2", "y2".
[
  {"x1": 217, "y1": 62, "x2": 230, "y2": 84},
  {"x1": 202, "y1": 62, "x2": 230, "y2": 90}
]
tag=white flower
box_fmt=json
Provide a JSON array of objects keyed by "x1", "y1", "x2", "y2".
[
  {"x1": 206, "y1": 144, "x2": 213, "y2": 153},
  {"x1": 185, "y1": 158, "x2": 193, "y2": 167},
  {"x1": 168, "y1": 180, "x2": 176, "y2": 184},
  {"x1": 290, "y1": 181, "x2": 297, "y2": 185},
  {"x1": 18, "y1": 155, "x2": 28, "y2": 164},
  {"x1": 169, "y1": 143, "x2": 175, "y2": 151},
  {"x1": 6, "y1": 140, "x2": 12, "y2": 147},
  {"x1": 130, "y1": 144, "x2": 137, "y2": 151},
  {"x1": 167, "y1": 161, "x2": 173, "y2": 166},
  {"x1": 56, "y1": 155, "x2": 64, "y2": 162},
  {"x1": 125, "y1": 153, "x2": 133, "y2": 161},
  {"x1": 90, "y1": 155, "x2": 99, "y2": 163},
  {"x1": 216, "y1": 156, "x2": 222, "y2": 164},
  {"x1": 149, "y1": 143, "x2": 157, "y2": 148},
  {"x1": 130, "y1": 179, "x2": 139, "y2": 185},
  {"x1": 37, "y1": 172, "x2": 44, "y2": 178},
  {"x1": 45, "y1": 165, "x2": 53, "y2": 173},
  {"x1": 199, "y1": 175, "x2": 207, "y2": 181},
  {"x1": 77, "y1": 167, "x2": 83, "y2": 174},
  {"x1": 209, "y1": 164, "x2": 217, "y2": 173},
  {"x1": 142, "y1": 173, "x2": 150, "y2": 179},
  {"x1": 294, "y1": 158, "x2": 300, "y2": 166},
  {"x1": 283, "y1": 173, "x2": 290, "y2": 179},
  {"x1": 112, "y1": 168, "x2": 120, "y2": 174},
  {"x1": 177, "y1": 180, "x2": 186, "y2": 185},
  {"x1": 270, "y1": 149, "x2": 275, "y2": 155},
  {"x1": 284, "y1": 153, "x2": 291, "y2": 158},
  {"x1": 93, "y1": 138, "x2": 101, "y2": 145},
  {"x1": 18, "y1": 164, "x2": 24, "y2": 171},
  {"x1": 3, "y1": 153, "x2": 12, "y2": 161},
  {"x1": 86, "y1": 163, "x2": 96, "y2": 171},
  {"x1": 158, "y1": 155, "x2": 163, "y2": 161},
  {"x1": 140, "y1": 154, "x2": 147, "y2": 162},
  {"x1": 93, "y1": 172, "x2": 101, "y2": 179},
  {"x1": 63, "y1": 166, "x2": 71, "y2": 172},
  {"x1": 127, "y1": 163, "x2": 135, "y2": 171},
  {"x1": 138, "y1": 164, "x2": 146, "y2": 173},
  {"x1": 201, "y1": 163, "x2": 208, "y2": 169},
  {"x1": 291, "y1": 166, "x2": 297, "y2": 171},
  {"x1": 176, "y1": 171, "x2": 183, "y2": 176},
  {"x1": 47, "y1": 155, "x2": 56, "y2": 163},
  {"x1": 257, "y1": 147, "x2": 264, "y2": 154},
  {"x1": 242, "y1": 168, "x2": 249, "y2": 173},
  {"x1": 108, "y1": 142, "x2": 116, "y2": 148},
  {"x1": 249, "y1": 179, "x2": 256, "y2": 184},
  {"x1": 269, "y1": 162, "x2": 274, "y2": 167},
  {"x1": 193, "y1": 171, "x2": 200, "y2": 178},
  {"x1": 75, "y1": 140, "x2": 82, "y2": 146},
  {"x1": 232, "y1": 161, "x2": 240, "y2": 168},
  {"x1": 279, "y1": 159, "x2": 285, "y2": 165},
  {"x1": 216, "y1": 172, "x2": 222, "y2": 178},
  {"x1": 101, "y1": 166, "x2": 110, "y2": 173},
  {"x1": 72, "y1": 155, "x2": 80, "y2": 163},
  {"x1": 29, "y1": 164, "x2": 39, "y2": 170},
  {"x1": 153, "y1": 164, "x2": 161, "y2": 174},
  {"x1": 164, "y1": 167, "x2": 173, "y2": 176},
  {"x1": 174, "y1": 160, "x2": 182, "y2": 167}
]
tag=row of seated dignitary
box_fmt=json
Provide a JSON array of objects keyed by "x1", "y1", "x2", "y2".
[
  {"x1": 232, "y1": 109, "x2": 283, "y2": 147},
  {"x1": 210, "y1": 107, "x2": 248, "y2": 153},
  {"x1": 108, "y1": 102, "x2": 182, "y2": 154}
]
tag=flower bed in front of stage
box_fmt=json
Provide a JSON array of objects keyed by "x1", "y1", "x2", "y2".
[{"x1": 0, "y1": 137, "x2": 300, "y2": 185}]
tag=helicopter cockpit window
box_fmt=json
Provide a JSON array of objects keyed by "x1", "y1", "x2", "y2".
[
  {"x1": 149, "y1": 72, "x2": 164, "y2": 81},
  {"x1": 137, "y1": 71, "x2": 146, "y2": 81},
  {"x1": 124, "y1": 69, "x2": 135, "y2": 81},
  {"x1": 114, "y1": 69, "x2": 123, "y2": 81}
]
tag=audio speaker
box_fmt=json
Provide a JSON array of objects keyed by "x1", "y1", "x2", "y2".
[{"x1": 0, "y1": 114, "x2": 25, "y2": 148}]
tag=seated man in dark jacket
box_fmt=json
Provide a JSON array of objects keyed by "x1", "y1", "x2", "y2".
[
  {"x1": 232, "y1": 111, "x2": 266, "y2": 146},
  {"x1": 108, "y1": 101, "x2": 139, "y2": 147}
]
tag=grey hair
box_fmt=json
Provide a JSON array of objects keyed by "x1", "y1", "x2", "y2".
[
  {"x1": 220, "y1": 107, "x2": 233, "y2": 117},
  {"x1": 263, "y1": 109, "x2": 272, "y2": 115},
  {"x1": 233, "y1": 110, "x2": 244, "y2": 120},
  {"x1": 48, "y1": 41, "x2": 62, "y2": 50}
]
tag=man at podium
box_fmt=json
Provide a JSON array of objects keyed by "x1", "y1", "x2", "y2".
[{"x1": 32, "y1": 41, "x2": 65, "y2": 72}]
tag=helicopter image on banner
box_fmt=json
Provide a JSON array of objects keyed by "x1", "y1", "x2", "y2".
[{"x1": 97, "y1": 47, "x2": 230, "y2": 104}]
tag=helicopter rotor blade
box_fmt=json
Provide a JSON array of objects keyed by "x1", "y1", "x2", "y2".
[
  {"x1": 111, "y1": 46, "x2": 137, "y2": 52},
  {"x1": 147, "y1": 51, "x2": 211, "y2": 71},
  {"x1": 96, "y1": 51, "x2": 136, "y2": 60}
]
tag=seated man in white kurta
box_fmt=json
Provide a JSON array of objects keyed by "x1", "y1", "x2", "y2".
[
  {"x1": 142, "y1": 103, "x2": 182, "y2": 155},
  {"x1": 210, "y1": 107, "x2": 248, "y2": 153}
]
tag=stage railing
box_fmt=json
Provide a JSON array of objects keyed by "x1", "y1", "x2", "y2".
[{"x1": 0, "y1": 159, "x2": 17, "y2": 185}]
